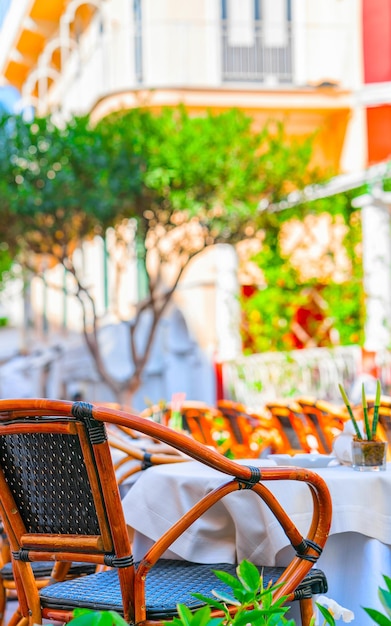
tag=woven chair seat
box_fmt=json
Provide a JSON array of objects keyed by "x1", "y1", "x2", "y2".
[
  {"x1": 0, "y1": 561, "x2": 96, "y2": 581},
  {"x1": 39, "y1": 559, "x2": 327, "y2": 620}
]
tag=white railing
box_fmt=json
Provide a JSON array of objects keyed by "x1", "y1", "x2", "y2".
[
  {"x1": 222, "y1": 345, "x2": 362, "y2": 408},
  {"x1": 221, "y1": 20, "x2": 293, "y2": 84},
  {"x1": 21, "y1": 11, "x2": 356, "y2": 117}
]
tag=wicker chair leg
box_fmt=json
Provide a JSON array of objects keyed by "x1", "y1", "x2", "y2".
[
  {"x1": 6, "y1": 605, "x2": 26, "y2": 626},
  {"x1": 299, "y1": 597, "x2": 315, "y2": 626},
  {"x1": 0, "y1": 585, "x2": 5, "y2": 626}
]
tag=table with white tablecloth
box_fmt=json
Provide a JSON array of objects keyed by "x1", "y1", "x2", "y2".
[{"x1": 122, "y1": 459, "x2": 391, "y2": 623}]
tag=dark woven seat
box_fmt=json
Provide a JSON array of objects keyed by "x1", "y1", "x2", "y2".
[
  {"x1": 0, "y1": 561, "x2": 96, "y2": 581},
  {"x1": 40, "y1": 560, "x2": 327, "y2": 620},
  {"x1": 0, "y1": 399, "x2": 332, "y2": 626}
]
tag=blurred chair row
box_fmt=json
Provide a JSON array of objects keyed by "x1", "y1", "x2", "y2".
[
  {"x1": 140, "y1": 397, "x2": 347, "y2": 458},
  {"x1": 139, "y1": 394, "x2": 391, "y2": 459}
]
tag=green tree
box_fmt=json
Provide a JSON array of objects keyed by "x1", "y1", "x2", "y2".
[
  {"x1": 0, "y1": 112, "x2": 140, "y2": 389},
  {"x1": 96, "y1": 107, "x2": 317, "y2": 401},
  {"x1": 0, "y1": 107, "x2": 317, "y2": 403}
]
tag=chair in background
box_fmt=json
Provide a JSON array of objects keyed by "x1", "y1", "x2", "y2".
[
  {"x1": 142, "y1": 401, "x2": 247, "y2": 457},
  {"x1": 217, "y1": 399, "x2": 291, "y2": 457},
  {"x1": 179, "y1": 402, "x2": 240, "y2": 456},
  {"x1": 264, "y1": 399, "x2": 322, "y2": 453},
  {"x1": 108, "y1": 430, "x2": 188, "y2": 496},
  {"x1": 295, "y1": 397, "x2": 347, "y2": 454},
  {"x1": 0, "y1": 541, "x2": 95, "y2": 626},
  {"x1": 0, "y1": 398, "x2": 331, "y2": 626}
]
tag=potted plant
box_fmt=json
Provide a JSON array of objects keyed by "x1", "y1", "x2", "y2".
[{"x1": 338, "y1": 380, "x2": 387, "y2": 471}]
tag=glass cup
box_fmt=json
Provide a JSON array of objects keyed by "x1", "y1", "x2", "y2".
[{"x1": 351, "y1": 439, "x2": 388, "y2": 472}]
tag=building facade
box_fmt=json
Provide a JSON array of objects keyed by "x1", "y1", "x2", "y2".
[
  {"x1": 1, "y1": 0, "x2": 391, "y2": 404},
  {"x1": 0, "y1": 0, "x2": 365, "y2": 174}
]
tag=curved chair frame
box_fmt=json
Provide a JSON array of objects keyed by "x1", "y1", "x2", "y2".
[{"x1": 0, "y1": 399, "x2": 331, "y2": 626}]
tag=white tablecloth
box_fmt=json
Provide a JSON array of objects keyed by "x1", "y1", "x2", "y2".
[{"x1": 122, "y1": 459, "x2": 391, "y2": 622}]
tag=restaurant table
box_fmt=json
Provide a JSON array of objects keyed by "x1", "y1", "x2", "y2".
[{"x1": 122, "y1": 458, "x2": 391, "y2": 623}]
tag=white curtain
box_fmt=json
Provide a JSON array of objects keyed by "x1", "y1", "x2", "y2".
[{"x1": 227, "y1": 0, "x2": 254, "y2": 46}]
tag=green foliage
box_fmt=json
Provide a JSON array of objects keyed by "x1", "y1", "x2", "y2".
[
  {"x1": 98, "y1": 107, "x2": 316, "y2": 245},
  {"x1": 0, "y1": 113, "x2": 140, "y2": 260},
  {"x1": 0, "y1": 105, "x2": 368, "y2": 397},
  {"x1": 0, "y1": 106, "x2": 322, "y2": 398},
  {"x1": 163, "y1": 560, "x2": 297, "y2": 626},
  {"x1": 363, "y1": 575, "x2": 391, "y2": 625},
  {"x1": 240, "y1": 192, "x2": 364, "y2": 353},
  {"x1": 69, "y1": 608, "x2": 128, "y2": 626}
]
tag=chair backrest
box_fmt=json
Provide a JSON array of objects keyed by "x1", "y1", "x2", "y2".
[
  {"x1": 296, "y1": 397, "x2": 347, "y2": 453},
  {"x1": 142, "y1": 401, "x2": 241, "y2": 456},
  {"x1": 216, "y1": 399, "x2": 289, "y2": 456},
  {"x1": 264, "y1": 399, "x2": 320, "y2": 453},
  {"x1": 0, "y1": 399, "x2": 134, "y2": 622}
]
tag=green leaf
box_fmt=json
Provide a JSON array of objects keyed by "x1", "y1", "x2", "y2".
[
  {"x1": 210, "y1": 590, "x2": 241, "y2": 606},
  {"x1": 108, "y1": 611, "x2": 129, "y2": 626},
  {"x1": 213, "y1": 569, "x2": 243, "y2": 591},
  {"x1": 363, "y1": 607, "x2": 391, "y2": 625},
  {"x1": 73, "y1": 609, "x2": 94, "y2": 618},
  {"x1": 233, "y1": 606, "x2": 289, "y2": 626},
  {"x1": 176, "y1": 604, "x2": 197, "y2": 625},
  {"x1": 384, "y1": 575, "x2": 391, "y2": 593},
  {"x1": 379, "y1": 588, "x2": 391, "y2": 618},
  {"x1": 236, "y1": 559, "x2": 261, "y2": 592},
  {"x1": 191, "y1": 593, "x2": 226, "y2": 610},
  {"x1": 316, "y1": 603, "x2": 335, "y2": 625}
]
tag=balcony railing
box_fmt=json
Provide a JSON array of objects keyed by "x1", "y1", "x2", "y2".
[
  {"x1": 11, "y1": 12, "x2": 355, "y2": 116},
  {"x1": 221, "y1": 346, "x2": 362, "y2": 406},
  {"x1": 221, "y1": 19, "x2": 293, "y2": 84}
]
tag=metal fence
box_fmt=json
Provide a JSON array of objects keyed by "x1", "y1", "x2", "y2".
[
  {"x1": 221, "y1": 19, "x2": 293, "y2": 83},
  {"x1": 221, "y1": 345, "x2": 362, "y2": 408}
]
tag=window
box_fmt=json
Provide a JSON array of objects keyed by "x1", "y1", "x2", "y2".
[
  {"x1": 134, "y1": 0, "x2": 142, "y2": 83},
  {"x1": 221, "y1": 0, "x2": 292, "y2": 84}
]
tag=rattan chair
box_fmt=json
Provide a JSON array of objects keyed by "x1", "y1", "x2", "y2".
[
  {"x1": 216, "y1": 399, "x2": 290, "y2": 457},
  {"x1": 295, "y1": 397, "x2": 347, "y2": 454},
  {"x1": 0, "y1": 399, "x2": 331, "y2": 626},
  {"x1": 264, "y1": 399, "x2": 321, "y2": 453},
  {"x1": 0, "y1": 424, "x2": 186, "y2": 624},
  {"x1": 142, "y1": 401, "x2": 244, "y2": 457},
  {"x1": 108, "y1": 430, "x2": 188, "y2": 495}
]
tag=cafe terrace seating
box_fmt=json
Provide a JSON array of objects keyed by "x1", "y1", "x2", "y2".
[
  {"x1": 108, "y1": 428, "x2": 188, "y2": 490},
  {"x1": 216, "y1": 399, "x2": 292, "y2": 456},
  {"x1": 141, "y1": 401, "x2": 261, "y2": 457},
  {"x1": 264, "y1": 399, "x2": 322, "y2": 453},
  {"x1": 295, "y1": 397, "x2": 348, "y2": 454},
  {"x1": 0, "y1": 398, "x2": 331, "y2": 626}
]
